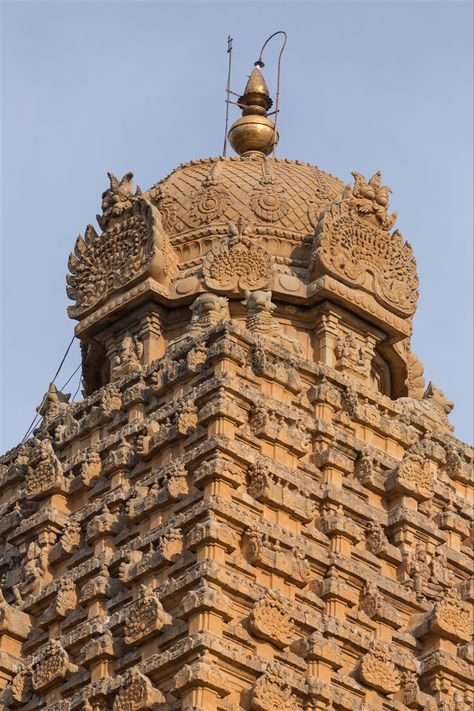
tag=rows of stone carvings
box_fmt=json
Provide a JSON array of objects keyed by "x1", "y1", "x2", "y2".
[{"x1": 0, "y1": 323, "x2": 472, "y2": 710}]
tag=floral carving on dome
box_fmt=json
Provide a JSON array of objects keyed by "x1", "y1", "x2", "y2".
[
  {"x1": 307, "y1": 168, "x2": 342, "y2": 228},
  {"x1": 189, "y1": 160, "x2": 230, "y2": 225},
  {"x1": 202, "y1": 218, "x2": 273, "y2": 292},
  {"x1": 251, "y1": 183, "x2": 289, "y2": 222},
  {"x1": 251, "y1": 159, "x2": 289, "y2": 223},
  {"x1": 189, "y1": 183, "x2": 230, "y2": 225},
  {"x1": 311, "y1": 198, "x2": 418, "y2": 316},
  {"x1": 152, "y1": 183, "x2": 177, "y2": 233}
]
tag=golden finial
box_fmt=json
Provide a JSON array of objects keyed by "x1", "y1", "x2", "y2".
[
  {"x1": 228, "y1": 66, "x2": 276, "y2": 156},
  {"x1": 226, "y1": 32, "x2": 287, "y2": 157}
]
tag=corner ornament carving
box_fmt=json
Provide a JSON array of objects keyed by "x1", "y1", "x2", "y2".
[
  {"x1": 311, "y1": 171, "x2": 418, "y2": 316},
  {"x1": 202, "y1": 218, "x2": 274, "y2": 292},
  {"x1": 67, "y1": 187, "x2": 177, "y2": 317}
]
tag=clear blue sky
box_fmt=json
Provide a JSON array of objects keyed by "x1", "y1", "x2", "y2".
[{"x1": 1, "y1": 0, "x2": 472, "y2": 450}]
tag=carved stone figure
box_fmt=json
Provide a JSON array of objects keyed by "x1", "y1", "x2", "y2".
[
  {"x1": 365, "y1": 520, "x2": 389, "y2": 555},
  {"x1": 187, "y1": 292, "x2": 230, "y2": 336},
  {"x1": 334, "y1": 332, "x2": 368, "y2": 376},
  {"x1": 36, "y1": 382, "x2": 71, "y2": 424},
  {"x1": 401, "y1": 543, "x2": 453, "y2": 599},
  {"x1": 26, "y1": 437, "x2": 65, "y2": 499},
  {"x1": 349, "y1": 171, "x2": 397, "y2": 230},
  {"x1": 111, "y1": 334, "x2": 144, "y2": 381},
  {"x1": 243, "y1": 290, "x2": 303, "y2": 354},
  {"x1": 398, "y1": 381, "x2": 454, "y2": 431},
  {"x1": 13, "y1": 539, "x2": 49, "y2": 603},
  {"x1": 98, "y1": 171, "x2": 134, "y2": 228}
]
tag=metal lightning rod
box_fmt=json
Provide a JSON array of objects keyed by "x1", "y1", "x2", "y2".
[{"x1": 222, "y1": 35, "x2": 233, "y2": 157}]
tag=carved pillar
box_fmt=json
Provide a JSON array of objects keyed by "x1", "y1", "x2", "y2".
[
  {"x1": 137, "y1": 310, "x2": 164, "y2": 364},
  {"x1": 0, "y1": 595, "x2": 31, "y2": 690},
  {"x1": 313, "y1": 312, "x2": 339, "y2": 367}
]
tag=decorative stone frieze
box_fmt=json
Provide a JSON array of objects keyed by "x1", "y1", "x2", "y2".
[
  {"x1": 249, "y1": 590, "x2": 293, "y2": 647},
  {"x1": 202, "y1": 218, "x2": 274, "y2": 292},
  {"x1": 31, "y1": 640, "x2": 77, "y2": 691},
  {"x1": 428, "y1": 587, "x2": 471, "y2": 643},
  {"x1": 247, "y1": 460, "x2": 315, "y2": 522},
  {"x1": 173, "y1": 653, "x2": 230, "y2": 698},
  {"x1": 358, "y1": 640, "x2": 401, "y2": 694},
  {"x1": 386, "y1": 450, "x2": 433, "y2": 501},
  {"x1": 244, "y1": 528, "x2": 311, "y2": 586},
  {"x1": 26, "y1": 438, "x2": 65, "y2": 500},
  {"x1": 113, "y1": 668, "x2": 165, "y2": 710},
  {"x1": 250, "y1": 665, "x2": 299, "y2": 711},
  {"x1": 181, "y1": 581, "x2": 233, "y2": 622}
]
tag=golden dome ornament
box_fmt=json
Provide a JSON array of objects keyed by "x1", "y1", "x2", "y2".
[{"x1": 223, "y1": 32, "x2": 287, "y2": 158}]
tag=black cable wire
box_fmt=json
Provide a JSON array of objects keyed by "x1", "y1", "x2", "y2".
[
  {"x1": 51, "y1": 334, "x2": 76, "y2": 384},
  {"x1": 72, "y1": 371, "x2": 83, "y2": 401},
  {"x1": 21, "y1": 414, "x2": 41, "y2": 444},
  {"x1": 60, "y1": 363, "x2": 81, "y2": 390},
  {"x1": 20, "y1": 334, "x2": 77, "y2": 443}
]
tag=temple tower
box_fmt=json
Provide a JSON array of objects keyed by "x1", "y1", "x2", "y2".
[{"x1": 0, "y1": 56, "x2": 472, "y2": 711}]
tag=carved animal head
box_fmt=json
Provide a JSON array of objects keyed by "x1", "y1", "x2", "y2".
[{"x1": 423, "y1": 381, "x2": 454, "y2": 415}]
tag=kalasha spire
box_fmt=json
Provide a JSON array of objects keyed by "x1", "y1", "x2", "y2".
[{"x1": 227, "y1": 65, "x2": 277, "y2": 156}]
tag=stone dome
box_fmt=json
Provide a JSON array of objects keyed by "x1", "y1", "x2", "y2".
[{"x1": 146, "y1": 154, "x2": 345, "y2": 246}]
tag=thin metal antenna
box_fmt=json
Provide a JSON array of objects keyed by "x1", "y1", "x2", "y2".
[
  {"x1": 223, "y1": 35, "x2": 233, "y2": 157},
  {"x1": 254, "y1": 31, "x2": 288, "y2": 158}
]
